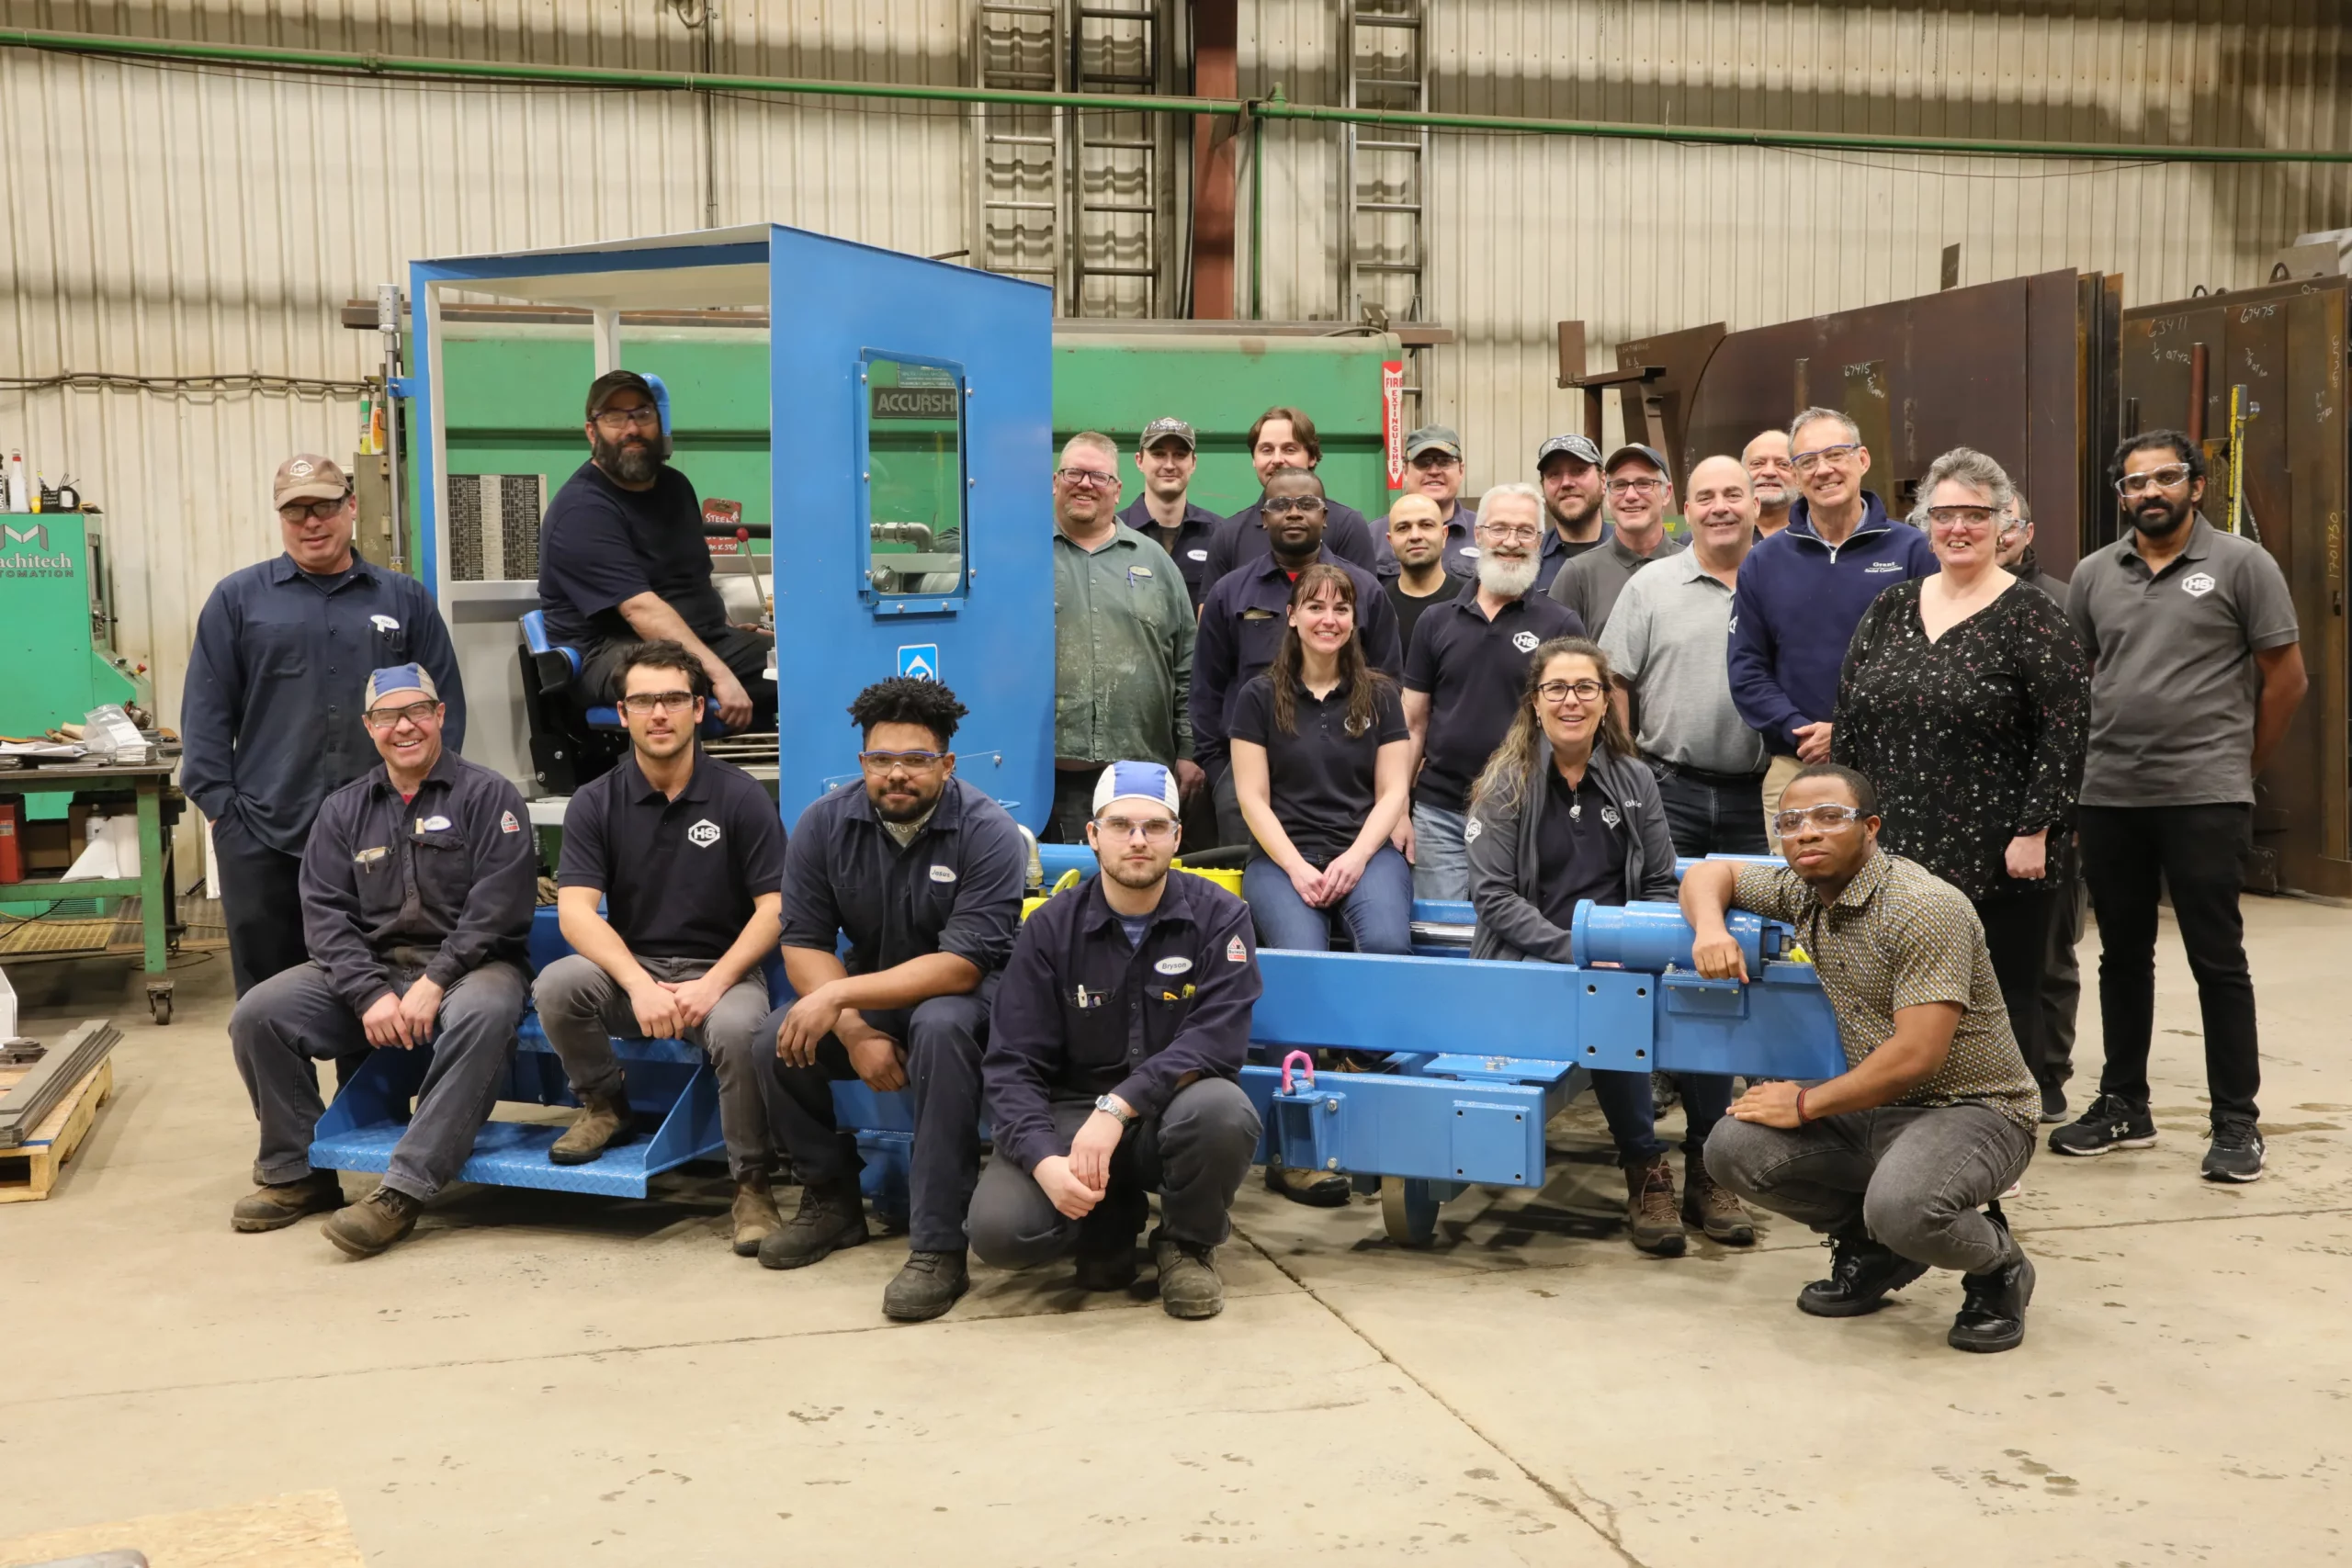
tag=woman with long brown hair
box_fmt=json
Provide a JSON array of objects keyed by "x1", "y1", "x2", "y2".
[{"x1": 1467, "y1": 637, "x2": 1751, "y2": 1256}]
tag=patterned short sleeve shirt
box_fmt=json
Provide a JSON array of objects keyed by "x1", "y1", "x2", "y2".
[{"x1": 1731, "y1": 852, "x2": 2039, "y2": 1129}]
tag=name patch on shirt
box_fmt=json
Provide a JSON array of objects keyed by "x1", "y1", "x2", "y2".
[
  {"x1": 500, "y1": 810, "x2": 521, "y2": 834},
  {"x1": 1241, "y1": 608, "x2": 1277, "y2": 620},
  {"x1": 1154, "y1": 955, "x2": 1193, "y2": 976},
  {"x1": 370, "y1": 614, "x2": 401, "y2": 632},
  {"x1": 1226, "y1": 934, "x2": 1248, "y2": 964},
  {"x1": 1127, "y1": 566, "x2": 1155, "y2": 584},
  {"x1": 416, "y1": 815, "x2": 452, "y2": 832},
  {"x1": 1865, "y1": 559, "x2": 1903, "y2": 574},
  {"x1": 929, "y1": 864, "x2": 957, "y2": 883},
  {"x1": 687, "y1": 818, "x2": 722, "y2": 849},
  {"x1": 1186, "y1": 548, "x2": 1208, "y2": 561},
  {"x1": 354, "y1": 846, "x2": 388, "y2": 865}
]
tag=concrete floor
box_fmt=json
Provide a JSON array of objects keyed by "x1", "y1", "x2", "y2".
[{"x1": 2, "y1": 898, "x2": 2346, "y2": 1567}]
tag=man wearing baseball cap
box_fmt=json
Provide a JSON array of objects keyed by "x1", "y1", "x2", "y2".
[
  {"x1": 225, "y1": 662, "x2": 533, "y2": 1256},
  {"x1": 1532, "y1": 433, "x2": 1611, "y2": 592},
  {"x1": 1374, "y1": 425, "x2": 1479, "y2": 581},
  {"x1": 184, "y1": 454, "x2": 466, "y2": 997},
  {"x1": 537, "y1": 369, "x2": 775, "y2": 733},
  {"x1": 973, "y1": 761, "x2": 1265, "y2": 1319},
  {"x1": 1116, "y1": 417, "x2": 1227, "y2": 612},
  {"x1": 1547, "y1": 443, "x2": 1688, "y2": 640}
]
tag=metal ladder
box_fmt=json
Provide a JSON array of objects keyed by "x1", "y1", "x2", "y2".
[
  {"x1": 1341, "y1": 0, "x2": 1429, "y2": 370},
  {"x1": 1068, "y1": 0, "x2": 1169, "y2": 317},
  {"x1": 971, "y1": 0, "x2": 1067, "y2": 299}
]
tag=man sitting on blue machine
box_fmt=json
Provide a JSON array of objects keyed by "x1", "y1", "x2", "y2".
[
  {"x1": 757, "y1": 677, "x2": 1028, "y2": 1323},
  {"x1": 1682, "y1": 762, "x2": 2043, "y2": 1354},
  {"x1": 972, "y1": 762, "x2": 1265, "y2": 1319},
  {"x1": 533, "y1": 640, "x2": 789, "y2": 1257},
  {"x1": 226, "y1": 665, "x2": 534, "y2": 1258}
]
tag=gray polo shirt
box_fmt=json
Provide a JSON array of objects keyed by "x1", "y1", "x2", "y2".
[
  {"x1": 2067, "y1": 515, "x2": 2299, "y2": 807},
  {"x1": 1547, "y1": 529, "x2": 1687, "y2": 640},
  {"x1": 1600, "y1": 550, "x2": 1767, "y2": 777}
]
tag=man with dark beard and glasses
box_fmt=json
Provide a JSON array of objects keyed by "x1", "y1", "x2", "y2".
[
  {"x1": 758, "y1": 677, "x2": 1027, "y2": 1322},
  {"x1": 2049, "y1": 432, "x2": 2306, "y2": 1184},
  {"x1": 537, "y1": 369, "x2": 774, "y2": 730}
]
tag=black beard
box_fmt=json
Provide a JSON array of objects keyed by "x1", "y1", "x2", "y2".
[
  {"x1": 2132, "y1": 495, "x2": 2192, "y2": 537},
  {"x1": 594, "y1": 431, "x2": 660, "y2": 485}
]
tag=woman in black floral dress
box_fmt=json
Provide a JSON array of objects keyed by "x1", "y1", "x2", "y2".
[{"x1": 1832, "y1": 447, "x2": 2089, "y2": 1096}]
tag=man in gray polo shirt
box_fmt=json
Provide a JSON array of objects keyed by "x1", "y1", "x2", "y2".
[
  {"x1": 1548, "y1": 444, "x2": 1686, "y2": 639},
  {"x1": 2050, "y1": 431, "x2": 2306, "y2": 1183},
  {"x1": 1601, "y1": 455, "x2": 1768, "y2": 855}
]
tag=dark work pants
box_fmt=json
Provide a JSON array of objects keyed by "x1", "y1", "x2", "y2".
[
  {"x1": 581, "y1": 625, "x2": 776, "y2": 729},
  {"x1": 763, "y1": 975, "x2": 998, "y2": 1255},
  {"x1": 2077, "y1": 804, "x2": 2259, "y2": 1124},
  {"x1": 1590, "y1": 1067, "x2": 1735, "y2": 1166},
  {"x1": 967, "y1": 1078, "x2": 1262, "y2": 1268},
  {"x1": 1211, "y1": 761, "x2": 1248, "y2": 849},
  {"x1": 1650, "y1": 763, "x2": 1769, "y2": 858},
  {"x1": 231, "y1": 959, "x2": 526, "y2": 1201},
  {"x1": 1972, "y1": 888, "x2": 2052, "y2": 1094},
  {"x1": 2037, "y1": 871, "x2": 2088, "y2": 1091},
  {"x1": 212, "y1": 813, "x2": 309, "y2": 998}
]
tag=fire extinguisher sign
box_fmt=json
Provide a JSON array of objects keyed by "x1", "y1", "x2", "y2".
[{"x1": 1381, "y1": 360, "x2": 1406, "y2": 491}]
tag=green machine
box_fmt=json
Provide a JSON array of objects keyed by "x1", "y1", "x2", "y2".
[{"x1": 0, "y1": 509, "x2": 150, "y2": 739}]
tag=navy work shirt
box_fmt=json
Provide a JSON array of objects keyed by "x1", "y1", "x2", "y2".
[
  {"x1": 1404, "y1": 583, "x2": 1587, "y2": 814},
  {"x1": 556, "y1": 747, "x2": 786, "y2": 961},
  {"x1": 1227, "y1": 672, "x2": 1409, "y2": 865},
  {"x1": 1204, "y1": 495, "x2": 1381, "y2": 584},
  {"x1": 298, "y1": 749, "x2": 536, "y2": 1016},
  {"x1": 1533, "y1": 764, "x2": 1628, "y2": 929},
  {"x1": 984, "y1": 870, "x2": 1262, "y2": 1172},
  {"x1": 180, "y1": 553, "x2": 465, "y2": 855},
  {"x1": 1116, "y1": 495, "x2": 1226, "y2": 611},
  {"x1": 778, "y1": 776, "x2": 1027, "y2": 977},
  {"x1": 1190, "y1": 548, "x2": 1404, "y2": 774},
  {"x1": 1532, "y1": 524, "x2": 1611, "y2": 593},
  {"x1": 537, "y1": 460, "x2": 729, "y2": 651}
]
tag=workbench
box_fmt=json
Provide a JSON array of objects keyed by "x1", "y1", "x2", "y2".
[{"x1": 0, "y1": 757, "x2": 180, "y2": 1022}]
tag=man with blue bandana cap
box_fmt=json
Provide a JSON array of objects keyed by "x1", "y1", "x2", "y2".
[
  {"x1": 225, "y1": 663, "x2": 534, "y2": 1257},
  {"x1": 973, "y1": 761, "x2": 1264, "y2": 1319}
]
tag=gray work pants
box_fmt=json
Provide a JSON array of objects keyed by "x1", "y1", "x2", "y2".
[
  {"x1": 1703, "y1": 1103, "x2": 2034, "y2": 1276},
  {"x1": 533, "y1": 953, "x2": 779, "y2": 1181},
  {"x1": 967, "y1": 1077, "x2": 1261, "y2": 1269},
  {"x1": 231, "y1": 958, "x2": 526, "y2": 1201}
]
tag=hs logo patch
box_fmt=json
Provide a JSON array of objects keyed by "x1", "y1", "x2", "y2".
[
  {"x1": 1511, "y1": 631, "x2": 1541, "y2": 653},
  {"x1": 2182, "y1": 571, "x2": 2217, "y2": 598},
  {"x1": 687, "y1": 818, "x2": 723, "y2": 849}
]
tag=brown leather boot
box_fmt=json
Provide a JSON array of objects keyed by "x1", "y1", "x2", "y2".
[
  {"x1": 232, "y1": 1170, "x2": 345, "y2": 1233},
  {"x1": 730, "y1": 1174, "x2": 784, "y2": 1257},
  {"x1": 1624, "y1": 1155, "x2": 1686, "y2": 1257},
  {"x1": 322, "y1": 1186, "x2": 422, "y2": 1258},
  {"x1": 1681, "y1": 1162, "x2": 1756, "y2": 1246},
  {"x1": 548, "y1": 1084, "x2": 632, "y2": 1166}
]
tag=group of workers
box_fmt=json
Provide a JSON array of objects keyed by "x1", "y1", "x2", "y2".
[{"x1": 174, "y1": 364, "x2": 2305, "y2": 1353}]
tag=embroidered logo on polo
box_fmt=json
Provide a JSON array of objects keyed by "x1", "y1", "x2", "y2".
[
  {"x1": 500, "y1": 810, "x2": 521, "y2": 834},
  {"x1": 1464, "y1": 818, "x2": 1484, "y2": 842},
  {"x1": 687, "y1": 818, "x2": 722, "y2": 848},
  {"x1": 1225, "y1": 934, "x2": 1248, "y2": 964},
  {"x1": 2182, "y1": 571, "x2": 2217, "y2": 598},
  {"x1": 1511, "y1": 631, "x2": 1540, "y2": 653},
  {"x1": 1600, "y1": 805, "x2": 1622, "y2": 830}
]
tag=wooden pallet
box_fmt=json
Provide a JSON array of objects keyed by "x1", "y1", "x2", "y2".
[{"x1": 0, "y1": 1056, "x2": 116, "y2": 1202}]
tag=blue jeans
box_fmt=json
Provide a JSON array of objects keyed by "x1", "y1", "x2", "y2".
[
  {"x1": 1409, "y1": 802, "x2": 1470, "y2": 902},
  {"x1": 1589, "y1": 1067, "x2": 1736, "y2": 1166},
  {"x1": 1243, "y1": 846, "x2": 1415, "y2": 953}
]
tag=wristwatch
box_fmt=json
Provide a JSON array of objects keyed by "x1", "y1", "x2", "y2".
[{"x1": 1093, "y1": 1094, "x2": 1138, "y2": 1127}]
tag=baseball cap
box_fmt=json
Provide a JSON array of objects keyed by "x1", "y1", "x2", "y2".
[
  {"x1": 1139, "y1": 417, "x2": 1197, "y2": 452},
  {"x1": 1535, "y1": 433, "x2": 1601, "y2": 468},
  {"x1": 273, "y1": 454, "x2": 350, "y2": 507},
  {"x1": 585, "y1": 368, "x2": 659, "y2": 419},
  {"x1": 1405, "y1": 424, "x2": 1464, "y2": 461},
  {"x1": 1092, "y1": 761, "x2": 1181, "y2": 818},
  {"x1": 364, "y1": 664, "x2": 439, "y2": 707},
  {"x1": 1604, "y1": 443, "x2": 1672, "y2": 480}
]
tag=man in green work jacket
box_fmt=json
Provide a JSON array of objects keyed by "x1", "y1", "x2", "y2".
[{"x1": 1049, "y1": 431, "x2": 1200, "y2": 843}]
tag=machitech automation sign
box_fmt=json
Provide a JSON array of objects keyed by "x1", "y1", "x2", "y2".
[{"x1": 0, "y1": 523, "x2": 71, "y2": 579}]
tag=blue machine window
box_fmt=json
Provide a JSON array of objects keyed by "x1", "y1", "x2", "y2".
[{"x1": 860, "y1": 353, "x2": 967, "y2": 610}]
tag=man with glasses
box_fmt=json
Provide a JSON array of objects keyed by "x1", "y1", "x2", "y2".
[
  {"x1": 1533, "y1": 433, "x2": 1611, "y2": 591},
  {"x1": 1193, "y1": 466, "x2": 1403, "y2": 845},
  {"x1": 1115, "y1": 417, "x2": 1227, "y2": 612},
  {"x1": 225, "y1": 665, "x2": 531, "y2": 1256},
  {"x1": 1201, "y1": 406, "x2": 1381, "y2": 585},
  {"x1": 1374, "y1": 425, "x2": 1479, "y2": 580},
  {"x1": 533, "y1": 640, "x2": 790, "y2": 1255},
  {"x1": 184, "y1": 454, "x2": 466, "y2": 997},
  {"x1": 537, "y1": 369, "x2": 773, "y2": 732},
  {"x1": 1051, "y1": 431, "x2": 1202, "y2": 843},
  {"x1": 973, "y1": 761, "x2": 1264, "y2": 1320},
  {"x1": 1687, "y1": 762, "x2": 2043, "y2": 1354},
  {"x1": 2051, "y1": 432, "x2": 2307, "y2": 1183},
  {"x1": 1403, "y1": 484, "x2": 1587, "y2": 900},
  {"x1": 1742, "y1": 429, "x2": 1797, "y2": 539},
  {"x1": 1728, "y1": 407, "x2": 1936, "y2": 848},
  {"x1": 758, "y1": 677, "x2": 1026, "y2": 1322},
  {"x1": 1547, "y1": 444, "x2": 1687, "y2": 639}
]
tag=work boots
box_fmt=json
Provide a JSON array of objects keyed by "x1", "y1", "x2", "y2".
[
  {"x1": 322, "y1": 1186, "x2": 422, "y2": 1258},
  {"x1": 730, "y1": 1174, "x2": 784, "y2": 1258},
  {"x1": 1798, "y1": 1231, "x2": 1930, "y2": 1317},
  {"x1": 1948, "y1": 1204, "x2": 2035, "y2": 1353},
  {"x1": 757, "y1": 1179, "x2": 869, "y2": 1270},
  {"x1": 1265, "y1": 1163, "x2": 1351, "y2": 1208},
  {"x1": 883, "y1": 1251, "x2": 971, "y2": 1322},
  {"x1": 232, "y1": 1170, "x2": 345, "y2": 1233},
  {"x1": 1152, "y1": 1227, "x2": 1225, "y2": 1319},
  {"x1": 1623, "y1": 1155, "x2": 1686, "y2": 1257},
  {"x1": 548, "y1": 1083, "x2": 633, "y2": 1166},
  {"x1": 1681, "y1": 1163, "x2": 1756, "y2": 1246}
]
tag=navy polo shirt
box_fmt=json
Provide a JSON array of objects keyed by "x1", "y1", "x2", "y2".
[
  {"x1": 1116, "y1": 495, "x2": 1226, "y2": 611},
  {"x1": 1533, "y1": 764, "x2": 1627, "y2": 928},
  {"x1": 1227, "y1": 672, "x2": 1409, "y2": 865},
  {"x1": 983, "y1": 870, "x2": 1261, "y2": 1172},
  {"x1": 179, "y1": 553, "x2": 466, "y2": 854},
  {"x1": 1190, "y1": 547, "x2": 1404, "y2": 773},
  {"x1": 1403, "y1": 584, "x2": 1587, "y2": 813},
  {"x1": 1204, "y1": 495, "x2": 1381, "y2": 584},
  {"x1": 537, "y1": 459, "x2": 729, "y2": 650},
  {"x1": 555, "y1": 747, "x2": 786, "y2": 961},
  {"x1": 778, "y1": 776, "x2": 1027, "y2": 977}
]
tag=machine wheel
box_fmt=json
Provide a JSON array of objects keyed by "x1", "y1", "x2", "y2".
[
  {"x1": 1380, "y1": 1176, "x2": 1440, "y2": 1247},
  {"x1": 149, "y1": 990, "x2": 173, "y2": 1025}
]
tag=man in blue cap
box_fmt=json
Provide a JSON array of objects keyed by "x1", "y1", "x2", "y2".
[
  {"x1": 225, "y1": 664, "x2": 534, "y2": 1257},
  {"x1": 972, "y1": 761, "x2": 1265, "y2": 1319}
]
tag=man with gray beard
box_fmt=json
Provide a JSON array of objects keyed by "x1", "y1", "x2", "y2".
[
  {"x1": 1400, "y1": 484, "x2": 1588, "y2": 900},
  {"x1": 537, "y1": 369, "x2": 774, "y2": 730}
]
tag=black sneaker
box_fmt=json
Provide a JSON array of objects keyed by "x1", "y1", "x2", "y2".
[
  {"x1": 2047, "y1": 1092, "x2": 2156, "y2": 1156},
  {"x1": 1797, "y1": 1232, "x2": 1930, "y2": 1318},
  {"x1": 2201, "y1": 1119, "x2": 2266, "y2": 1183},
  {"x1": 2038, "y1": 1083, "x2": 2068, "y2": 1124},
  {"x1": 1949, "y1": 1206, "x2": 2034, "y2": 1353}
]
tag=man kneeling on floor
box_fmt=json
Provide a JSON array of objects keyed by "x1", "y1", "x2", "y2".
[
  {"x1": 1681, "y1": 762, "x2": 2042, "y2": 1353},
  {"x1": 534, "y1": 640, "x2": 789, "y2": 1255},
  {"x1": 228, "y1": 665, "x2": 534, "y2": 1257},
  {"x1": 972, "y1": 762, "x2": 1264, "y2": 1319},
  {"x1": 758, "y1": 678, "x2": 1027, "y2": 1322}
]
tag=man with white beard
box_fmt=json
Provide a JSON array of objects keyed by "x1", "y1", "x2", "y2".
[
  {"x1": 1400, "y1": 484, "x2": 1589, "y2": 900},
  {"x1": 1547, "y1": 445, "x2": 1687, "y2": 641}
]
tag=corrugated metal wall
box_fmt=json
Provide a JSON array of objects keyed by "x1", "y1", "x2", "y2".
[{"x1": 5, "y1": 0, "x2": 2350, "y2": 796}]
